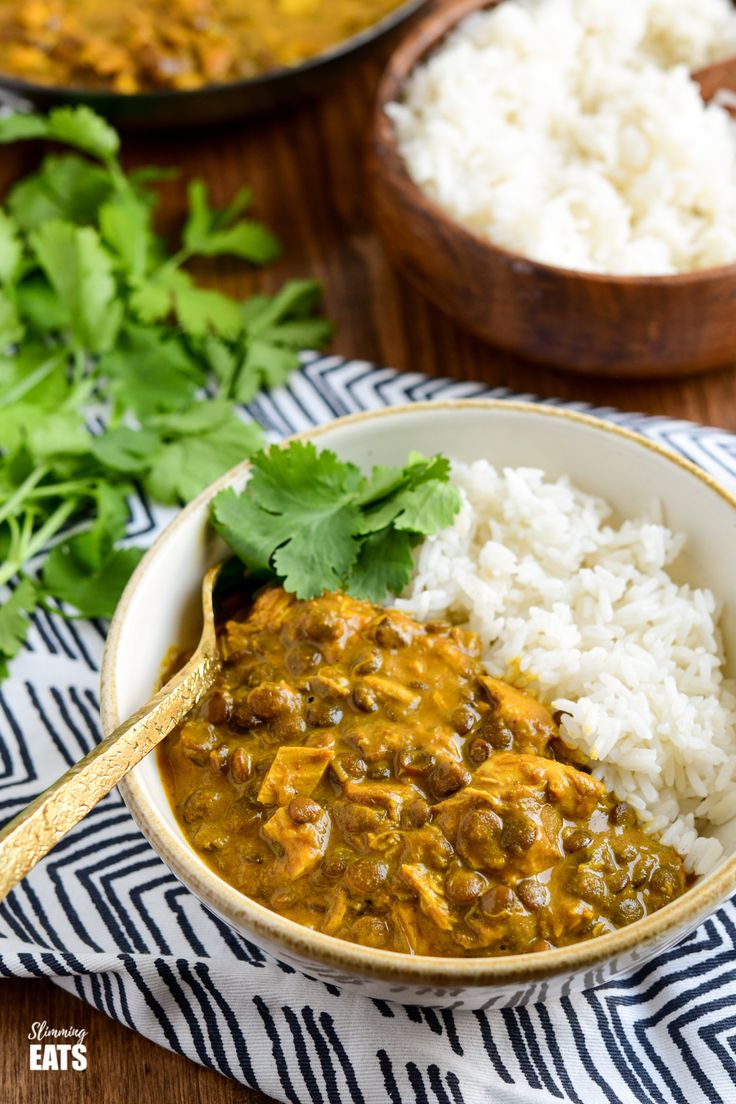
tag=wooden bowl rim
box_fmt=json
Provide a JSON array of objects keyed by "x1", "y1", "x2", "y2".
[{"x1": 372, "y1": 0, "x2": 736, "y2": 288}]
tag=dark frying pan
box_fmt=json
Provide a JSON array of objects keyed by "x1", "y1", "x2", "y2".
[{"x1": 0, "y1": 0, "x2": 426, "y2": 129}]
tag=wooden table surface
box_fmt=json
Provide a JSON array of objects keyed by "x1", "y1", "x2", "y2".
[{"x1": 4, "y1": 24, "x2": 736, "y2": 1104}]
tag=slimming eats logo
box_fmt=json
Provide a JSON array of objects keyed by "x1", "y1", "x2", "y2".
[{"x1": 28, "y1": 1021, "x2": 88, "y2": 1070}]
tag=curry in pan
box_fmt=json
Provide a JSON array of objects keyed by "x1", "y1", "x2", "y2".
[
  {"x1": 0, "y1": 0, "x2": 405, "y2": 93},
  {"x1": 159, "y1": 587, "x2": 689, "y2": 957}
]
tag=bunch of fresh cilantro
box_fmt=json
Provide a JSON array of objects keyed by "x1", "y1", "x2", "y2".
[
  {"x1": 211, "y1": 441, "x2": 462, "y2": 602},
  {"x1": 0, "y1": 106, "x2": 332, "y2": 677}
]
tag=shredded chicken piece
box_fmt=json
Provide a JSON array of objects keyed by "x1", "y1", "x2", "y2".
[
  {"x1": 321, "y1": 888, "x2": 350, "y2": 935},
  {"x1": 401, "y1": 863, "x2": 453, "y2": 931},
  {"x1": 263, "y1": 806, "x2": 330, "y2": 878},
  {"x1": 473, "y1": 753, "x2": 605, "y2": 818},
  {"x1": 343, "y1": 779, "x2": 420, "y2": 823},
  {"x1": 478, "y1": 675, "x2": 558, "y2": 751},
  {"x1": 257, "y1": 746, "x2": 333, "y2": 806}
]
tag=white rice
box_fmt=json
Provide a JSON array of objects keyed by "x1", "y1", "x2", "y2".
[
  {"x1": 388, "y1": 0, "x2": 736, "y2": 275},
  {"x1": 397, "y1": 461, "x2": 736, "y2": 874}
]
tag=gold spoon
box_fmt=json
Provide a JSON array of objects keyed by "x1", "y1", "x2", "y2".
[
  {"x1": 693, "y1": 57, "x2": 736, "y2": 111},
  {"x1": 0, "y1": 563, "x2": 224, "y2": 902}
]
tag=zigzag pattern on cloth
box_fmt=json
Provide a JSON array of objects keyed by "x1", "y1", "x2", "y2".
[{"x1": 2, "y1": 354, "x2": 736, "y2": 1104}]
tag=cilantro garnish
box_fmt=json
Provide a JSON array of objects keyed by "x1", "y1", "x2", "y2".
[
  {"x1": 0, "y1": 106, "x2": 333, "y2": 678},
  {"x1": 211, "y1": 442, "x2": 462, "y2": 602}
]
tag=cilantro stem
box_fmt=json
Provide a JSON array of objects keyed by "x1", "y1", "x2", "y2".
[
  {"x1": 71, "y1": 347, "x2": 87, "y2": 388},
  {"x1": 1, "y1": 559, "x2": 25, "y2": 593},
  {"x1": 108, "y1": 159, "x2": 132, "y2": 196},
  {"x1": 0, "y1": 498, "x2": 79, "y2": 588},
  {"x1": 28, "y1": 500, "x2": 77, "y2": 554},
  {"x1": 20, "y1": 509, "x2": 35, "y2": 549},
  {"x1": 62, "y1": 374, "x2": 97, "y2": 412},
  {"x1": 14, "y1": 509, "x2": 37, "y2": 568},
  {"x1": 4, "y1": 512, "x2": 21, "y2": 562},
  {"x1": 0, "y1": 465, "x2": 49, "y2": 526},
  {"x1": 161, "y1": 247, "x2": 193, "y2": 271},
  {"x1": 0, "y1": 354, "x2": 62, "y2": 408},
  {"x1": 24, "y1": 479, "x2": 98, "y2": 501}
]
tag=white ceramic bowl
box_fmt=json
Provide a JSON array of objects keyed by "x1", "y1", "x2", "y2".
[{"x1": 101, "y1": 401, "x2": 736, "y2": 1008}]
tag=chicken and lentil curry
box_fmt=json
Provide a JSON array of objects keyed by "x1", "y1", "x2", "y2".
[
  {"x1": 159, "y1": 587, "x2": 689, "y2": 957},
  {"x1": 0, "y1": 0, "x2": 404, "y2": 93}
]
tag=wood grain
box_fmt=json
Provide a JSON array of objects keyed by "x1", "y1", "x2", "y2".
[
  {"x1": 694, "y1": 55, "x2": 736, "y2": 105},
  {"x1": 3, "y1": 24, "x2": 736, "y2": 1104},
  {"x1": 1, "y1": 978, "x2": 276, "y2": 1103},
  {"x1": 114, "y1": 44, "x2": 736, "y2": 422}
]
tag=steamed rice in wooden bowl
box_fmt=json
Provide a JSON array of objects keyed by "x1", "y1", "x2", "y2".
[{"x1": 370, "y1": 0, "x2": 736, "y2": 376}]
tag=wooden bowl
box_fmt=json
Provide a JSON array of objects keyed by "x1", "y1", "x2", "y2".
[{"x1": 369, "y1": 0, "x2": 736, "y2": 378}]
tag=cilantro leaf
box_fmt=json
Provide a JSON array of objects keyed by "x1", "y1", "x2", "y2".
[
  {"x1": 183, "y1": 180, "x2": 280, "y2": 263},
  {"x1": 256, "y1": 316, "x2": 335, "y2": 349},
  {"x1": 199, "y1": 335, "x2": 239, "y2": 391},
  {"x1": 0, "y1": 115, "x2": 48, "y2": 143},
  {"x1": 43, "y1": 543, "x2": 143, "y2": 619},
  {"x1": 30, "y1": 219, "x2": 121, "y2": 352},
  {"x1": 0, "y1": 106, "x2": 119, "y2": 164},
  {"x1": 130, "y1": 267, "x2": 243, "y2": 339},
  {"x1": 235, "y1": 342, "x2": 299, "y2": 402},
  {"x1": 0, "y1": 406, "x2": 92, "y2": 462},
  {"x1": 231, "y1": 279, "x2": 333, "y2": 400},
  {"x1": 212, "y1": 476, "x2": 361, "y2": 599},
  {"x1": 0, "y1": 291, "x2": 23, "y2": 348},
  {"x1": 30, "y1": 411, "x2": 92, "y2": 461},
  {"x1": 15, "y1": 277, "x2": 69, "y2": 334},
  {"x1": 99, "y1": 323, "x2": 202, "y2": 417},
  {"x1": 9, "y1": 154, "x2": 115, "y2": 231},
  {"x1": 90, "y1": 426, "x2": 160, "y2": 474},
  {"x1": 357, "y1": 453, "x2": 460, "y2": 533},
  {"x1": 359, "y1": 452, "x2": 452, "y2": 507},
  {"x1": 0, "y1": 578, "x2": 38, "y2": 678},
  {"x1": 42, "y1": 106, "x2": 120, "y2": 163},
  {"x1": 241, "y1": 279, "x2": 326, "y2": 335},
  {"x1": 210, "y1": 443, "x2": 461, "y2": 602},
  {"x1": 393, "y1": 480, "x2": 463, "y2": 535},
  {"x1": 0, "y1": 209, "x2": 22, "y2": 284},
  {"x1": 144, "y1": 402, "x2": 263, "y2": 504},
  {"x1": 0, "y1": 346, "x2": 68, "y2": 409},
  {"x1": 99, "y1": 197, "x2": 154, "y2": 278},
  {"x1": 173, "y1": 279, "x2": 243, "y2": 339},
  {"x1": 128, "y1": 278, "x2": 170, "y2": 323},
  {"x1": 68, "y1": 483, "x2": 131, "y2": 569},
  {"x1": 210, "y1": 488, "x2": 283, "y2": 575},
  {"x1": 348, "y1": 528, "x2": 418, "y2": 603},
  {"x1": 211, "y1": 442, "x2": 364, "y2": 599}
]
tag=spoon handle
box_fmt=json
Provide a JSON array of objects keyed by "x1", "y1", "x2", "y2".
[{"x1": 0, "y1": 650, "x2": 220, "y2": 902}]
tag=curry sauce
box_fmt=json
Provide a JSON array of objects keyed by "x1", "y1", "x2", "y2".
[
  {"x1": 159, "y1": 587, "x2": 689, "y2": 957},
  {"x1": 0, "y1": 0, "x2": 404, "y2": 93}
]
